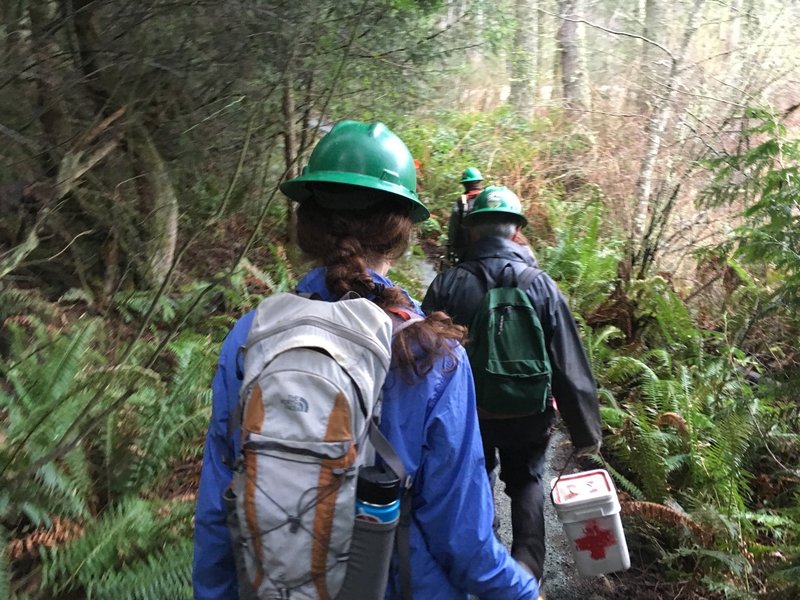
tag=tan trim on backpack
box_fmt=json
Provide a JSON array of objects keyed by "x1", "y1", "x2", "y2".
[
  {"x1": 243, "y1": 385, "x2": 266, "y2": 590},
  {"x1": 311, "y1": 392, "x2": 356, "y2": 599}
]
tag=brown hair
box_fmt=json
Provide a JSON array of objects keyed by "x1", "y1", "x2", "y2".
[{"x1": 296, "y1": 189, "x2": 465, "y2": 378}]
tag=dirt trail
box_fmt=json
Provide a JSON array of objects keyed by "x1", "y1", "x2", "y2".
[{"x1": 493, "y1": 428, "x2": 613, "y2": 599}]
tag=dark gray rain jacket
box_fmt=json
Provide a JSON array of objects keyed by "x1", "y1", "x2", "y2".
[{"x1": 422, "y1": 237, "x2": 601, "y2": 448}]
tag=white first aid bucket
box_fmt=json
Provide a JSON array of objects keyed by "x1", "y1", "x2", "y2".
[{"x1": 550, "y1": 469, "x2": 630, "y2": 576}]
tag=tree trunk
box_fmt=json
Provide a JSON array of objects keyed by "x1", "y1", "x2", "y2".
[
  {"x1": 28, "y1": 2, "x2": 71, "y2": 176},
  {"x1": 509, "y1": 0, "x2": 538, "y2": 117},
  {"x1": 536, "y1": 3, "x2": 550, "y2": 100},
  {"x1": 631, "y1": 0, "x2": 706, "y2": 265},
  {"x1": 557, "y1": 0, "x2": 589, "y2": 112},
  {"x1": 134, "y1": 129, "x2": 179, "y2": 287},
  {"x1": 634, "y1": 0, "x2": 667, "y2": 111},
  {"x1": 283, "y1": 77, "x2": 299, "y2": 246},
  {"x1": 468, "y1": 0, "x2": 484, "y2": 71}
]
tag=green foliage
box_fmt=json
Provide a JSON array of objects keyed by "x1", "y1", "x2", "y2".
[
  {"x1": 0, "y1": 527, "x2": 9, "y2": 600},
  {"x1": 87, "y1": 538, "x2": 193, "y2": 600},
  {"x1": 396, "y1": 108, "x2": 556, "y2": 217},
  {"x1": 40, "y1": 498, "x2": 194, "y2": 599},
  {"x1": 1, "y1": 317, "x2": 101, "y2": 523},
  {"x1": 540, "y1": 195, "x2": 622, "y2": 315},
  {"x1": 598, "y1": 313, "x2": 759, "y2": 511},
  {"x1": 389, "y1": 247, "x2": 434, "y2": 303},
  {"x1": 700, "y1": 108, "x2": 800, "y2": 305},
  {"x1": 1, "y1": 291, "x2": 222, "y2": 598}
]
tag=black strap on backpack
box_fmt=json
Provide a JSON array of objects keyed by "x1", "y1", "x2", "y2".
[
  {"x1": 382, "y1": 306, "x2": 421, "y2": 600},
  {"x1": 460, "y1": 260, "x2": 542, "y2": 293},
  {"x1": 368, "y1": 420, "x2": 414, "y2": 600}
]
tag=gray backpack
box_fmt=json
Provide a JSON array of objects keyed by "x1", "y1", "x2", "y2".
[{"x1": 225, "y1": 292, "x2": 418, "y2": 600}]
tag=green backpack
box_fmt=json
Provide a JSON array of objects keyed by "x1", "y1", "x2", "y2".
[{"x1": 462, "y1": 262, "x2": 552, "y2": 416}]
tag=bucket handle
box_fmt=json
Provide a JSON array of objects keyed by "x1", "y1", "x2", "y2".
[
  {"x1": 549, "y1": 448, "x2": 612, "y2": 506},
  {"x1": 549, "y1": 448, "x2": 576, "y2": 506}
]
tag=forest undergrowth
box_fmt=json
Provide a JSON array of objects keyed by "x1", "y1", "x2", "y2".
[{"x1": 2, "y1": 109, "x2": 799, "y2": 600}]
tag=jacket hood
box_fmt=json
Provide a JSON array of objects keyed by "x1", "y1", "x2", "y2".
[{"x1": 462, "y1": 236, "x2": 539, "y2": 268}]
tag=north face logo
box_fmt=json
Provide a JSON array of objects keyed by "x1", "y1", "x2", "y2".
[{"x1": 281, "y1": 395, "x2": 309, "y2": 412}]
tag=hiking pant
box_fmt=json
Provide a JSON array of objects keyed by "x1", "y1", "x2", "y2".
[{"x1": 479, "y1": 409, "x2": 557, "y2": 581}]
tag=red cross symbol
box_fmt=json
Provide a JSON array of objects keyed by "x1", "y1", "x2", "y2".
[{"x1": 574, "y1": 520, "x2": 616, "y2": 559}]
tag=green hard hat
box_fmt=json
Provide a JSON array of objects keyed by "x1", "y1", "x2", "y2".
[
  {"x1": 464, "y1": 185, "x2": 528, "y2": 226},
  {"x1": 280, "y1": 120, "x2": 429, "y2": 223},
  {"x1": 460, "y1": 167, "x2": 484, "y2": 183}
]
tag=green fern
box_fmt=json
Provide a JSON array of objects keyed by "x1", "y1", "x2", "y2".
[
  {"x1": 125, "y1": 333, "x2": 215, "y2": 495},
  {"x1": 586, "y1": 455, "x2": 646, "y2": 500},
  {"x1": 1, "y1": 293, "x2": 219, "y2": 598},
  {"x1": 40, "y1": 498, "x2": 194, "y2": 596},
  {"x1": 89, "y1": 537, "x2": 193, "y2": 600},
  {"x1": 540, "y1": 197, "x2": 622, "y2": 316},
  {"x1": 1, "y1": 319, "x2": 101, "y2": 522},
  {"x1": 0, "y1": 285, "x2": 59, "y2": 324}
]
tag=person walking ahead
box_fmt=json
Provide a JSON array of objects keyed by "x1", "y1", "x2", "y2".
[
  {"x1": 193, "y1": 124, "x2": 540, "y2": 600},
  {"x1": 422, "y1": 186, "x2": 602, "y2": 584},
  {"x1": 444, "y1": 167, "x2": 484, "y2": 269}
]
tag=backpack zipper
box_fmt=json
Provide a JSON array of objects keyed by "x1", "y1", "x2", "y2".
[{"x1": 244, "y1": 439, "x2": 353, "y2": 462}]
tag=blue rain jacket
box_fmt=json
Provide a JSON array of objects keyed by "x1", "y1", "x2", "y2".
[{"x1": 193, "y1": 267, "x2": 540, "y2": 600}]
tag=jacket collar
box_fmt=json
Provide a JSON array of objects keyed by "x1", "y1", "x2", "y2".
[{"x1": 462, "y1": 236, "x2": 539, "y2": 267}]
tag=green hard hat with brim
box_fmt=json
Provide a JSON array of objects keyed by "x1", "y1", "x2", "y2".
[
  {"x1": 464, "y1": 185, "x2": 528, "y2": 226},
  {"x1": 460, "y1": 167, "x2": 484, "y2": 183},
  {"x1": 280, "y1": 120, "x2": 430, "y2": 223}
]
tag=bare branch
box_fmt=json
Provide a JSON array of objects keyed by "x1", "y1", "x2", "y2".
[
  {"x1": 541, "y1": 8, "x2": 674, "y2": 62},
  {"x1": 0, "y1": 123, "x2": 40, "y2": 154}
]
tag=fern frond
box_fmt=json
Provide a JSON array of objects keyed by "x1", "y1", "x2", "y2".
[
  {"x1": 667, "y1": 546, "x2": 752, "y2": 577},
  {"x1": 32, "y1": 461, "x2": 90, "y2": 520},
  {"x1": 40, "y1": 498, "x2": 194, "y2": 596},
  {"x1": 125, "y1": 334, "x2": 215, "y2": 495},
  {"x1": 768, "y1": 561, "x2": 800, "y2": 589},
  {"x1": 0, "y1": 285, "x2": 59, "y2": 323},
  {"x1": 605, "y1": 355, "x2": 658, "y2": 386},
  {"x1": 586, "y1": 455, "x2": 645, "y2": 500},
  {"x1": 6, "y1": 517, "x2": 83, "y2": 561},
  {"x1": 621, "y1": 500, "x2": 711, "y2": 543},
  {"x1": 89, "y1": 537, "x2": 193, "y2": 600}
]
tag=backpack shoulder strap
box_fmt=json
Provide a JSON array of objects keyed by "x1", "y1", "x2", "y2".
[
  {"x1": 515, "y1": 265, "x2": 544, "y2": 291},
  {"x1": 386, "y1": 306, "x2": 424, "y2": 335},
  {"x1": 368, "y1": 420, "x2": 413, "y2": 600},
  {"x1": 462, "y1": 260, "x2": 533, "y2": 291},
  {"x1": 459, "y1": 260, "x2": 496, "y2": 292},
  {"x1": 379, "y1": 304, "x2": 421, "y2": 600}
]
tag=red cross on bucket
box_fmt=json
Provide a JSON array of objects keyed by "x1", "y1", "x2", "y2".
[{"x1": 574, "y1": 520, "x2": 616, "y2": 559}]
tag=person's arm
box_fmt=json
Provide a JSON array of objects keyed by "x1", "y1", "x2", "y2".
[
  {"x1": 535, "y1": 276, "x2": 601, "y2": 448},
  {"x1": 414, "y1": 348, "x2": 539, "y2": 600},
  {"x1": 193, "y1": 317, "x2": 252, "y2": 599},
  {"x1": 421, "y1": 273, "x2": 444, "y2": 315}
]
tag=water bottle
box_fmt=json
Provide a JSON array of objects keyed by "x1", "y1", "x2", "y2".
[
  {"x1": 354, "y1": 464, "x2": 400, "y2": 523},
  {"x1": 338, "y1": 464, "x2": 401, "y2": 599}
]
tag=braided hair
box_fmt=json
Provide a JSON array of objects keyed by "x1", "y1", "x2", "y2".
[{"x1": 296, "y1": 189, "x2": 465, "y2": 378}]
